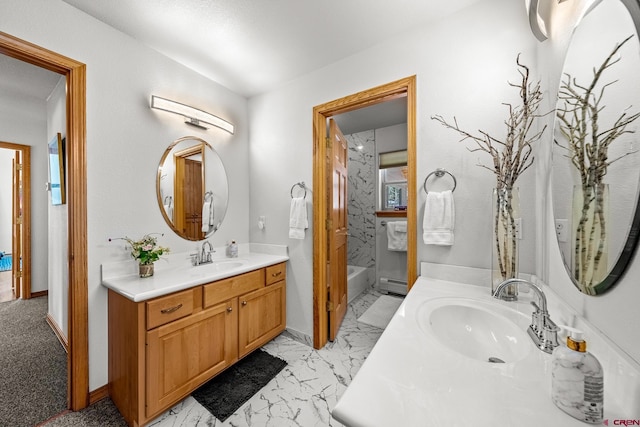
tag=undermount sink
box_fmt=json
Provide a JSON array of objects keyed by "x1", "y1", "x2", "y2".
[
  {"x1": 187, "y1": 259, "x2": 247, "y2": 276},
  {"x1": 417, "y1": 297, "x2": 532, "y2": 363}
]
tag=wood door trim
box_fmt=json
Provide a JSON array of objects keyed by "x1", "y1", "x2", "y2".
[
  {"x1": 0, "y1": 31, "x2": 89, "y2": 410},
  {"x1": 312, "y1": 76, "x2": 417, "y2": 349},
  {"x1": 2, "y1": 142, "x2": 30, "y2": 299}
]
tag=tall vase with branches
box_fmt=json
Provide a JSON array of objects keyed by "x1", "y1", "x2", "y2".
[
  {"x1": 555, "y1": 35, "x2": 640, "y2": 294},
  {"x1": 432, "y1": 55, "x2": 547, "y2": 296}
]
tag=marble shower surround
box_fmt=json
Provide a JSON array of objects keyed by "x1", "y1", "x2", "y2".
[{"x1": 345, "y1": 130, "x2": 376, "y2": 277}]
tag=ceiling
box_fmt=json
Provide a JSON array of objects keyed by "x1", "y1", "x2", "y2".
[
  {"x1": 60, "y1": 0, "x2": 482, "y2": 98},
  {"x1": 2, "y1": 0, "x2": 481, "y2": 132},
  {"x1": 0, "y1": 55, "x2": 62, "y2": 101}
]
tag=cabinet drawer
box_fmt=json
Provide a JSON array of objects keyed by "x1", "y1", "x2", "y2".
[
  {"x1": 265, "y1": 263, "x2": 286, "y2": 286},
  {"x1": 146, "y1": 289, "x2": 195, "y2": 330},
  {"x1": 203, "y1": 269, "x2": 265, "y2": 308}
]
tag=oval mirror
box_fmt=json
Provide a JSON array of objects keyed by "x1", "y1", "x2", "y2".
[
  {"x1": 156, "y1": 136, "x2": 229, "y2": 241},
  {"x1": 552, "y1": 0, "x2": 640, "y2": 295}
]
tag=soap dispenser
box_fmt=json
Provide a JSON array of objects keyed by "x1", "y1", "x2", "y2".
[
  {"x1": 551, "y1": 327, "x2": 603, "y2": 424},
  {"x1": 226, "y1": 240, "x2": 238, "y2": 258}
]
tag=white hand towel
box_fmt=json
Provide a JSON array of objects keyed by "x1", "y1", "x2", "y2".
[
  {"x1": 387, "y1": 221, "x2": 407, "y2": 251},
  {"x1": 423, "y1": 190, "x2": 455, "y2": 245},
  {"x1": 201, "y1": 201, "x2": 213, "y2": 233},
  {"x1": 163, "y1": 204, "x2": 174, "y2": 222},
  {"x1": 289, "y1": 197, "x2": 308, "y2": 239}
]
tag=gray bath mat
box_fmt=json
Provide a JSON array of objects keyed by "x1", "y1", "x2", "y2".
[{"x1": 357, "y1": 295, "x2": 403, "y2": 329}]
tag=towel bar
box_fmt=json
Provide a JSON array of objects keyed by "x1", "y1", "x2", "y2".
[
  {"x1": 290, "y1": 181, "x2": 308, "y2": 199},
  {"x1": 423, "y1": 168, "x2": 456, "y2": 194}
]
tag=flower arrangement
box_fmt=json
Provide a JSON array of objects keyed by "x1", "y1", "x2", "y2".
[{"x1": 110, "y1": 233, "x2": 170, "y2": 265}]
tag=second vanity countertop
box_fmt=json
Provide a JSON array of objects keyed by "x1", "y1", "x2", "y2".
[
  {"x1": 101, "y1": 244, "x2": 288, "y2": 302},
  {"x1": 332, "y1": 277, "x2": 634, "y2": 427}
]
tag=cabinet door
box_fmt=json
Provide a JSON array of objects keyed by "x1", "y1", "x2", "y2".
[
  {"x1": 238, "y1": 281, "x2": 286, "y2": 358},
  {"x1": 146, "y1": 299, "x2": 238, "y2": 417}
]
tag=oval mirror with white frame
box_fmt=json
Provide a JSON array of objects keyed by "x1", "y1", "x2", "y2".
[
  {"x1": 157, "y1": 136, "x2": 229, "y2": 241},
  {"x1": 551, "y1": 0, "x2": 640, "y2": 295}
]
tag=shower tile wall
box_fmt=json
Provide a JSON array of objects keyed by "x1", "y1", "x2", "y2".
[{"x1": 345, "y1": 130, "x2": 375, "y2": 284}]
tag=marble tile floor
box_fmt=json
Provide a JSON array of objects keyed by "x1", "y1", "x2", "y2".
[{"x1": 148, "y1": 288, "x2": 387, "y2": 427}]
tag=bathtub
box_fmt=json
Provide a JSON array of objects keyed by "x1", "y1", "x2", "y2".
[{"x1": 347, "y1": 265, "x2": 369, "y2": 304}]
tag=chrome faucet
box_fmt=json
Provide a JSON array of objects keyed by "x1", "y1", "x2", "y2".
[
  {"x1": 201, "y1": 240, "x2": 214, "y2": 263},
  {"x1": 190, "y1": 240, "x2": 215, "y2": 266},
  {"x1": 493, "y1": 278, "x2": 559, "y2": 354}
]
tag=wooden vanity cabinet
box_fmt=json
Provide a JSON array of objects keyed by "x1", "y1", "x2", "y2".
[
  {"x1": 145, "y1": 298, "x2": 238, "y2": 417},
  {"x1": 108, "y1": 263, "x2": 286, "y2": 427},
  {"x1": 238, "y1": 263, "x2": 286, "y2": 357}
]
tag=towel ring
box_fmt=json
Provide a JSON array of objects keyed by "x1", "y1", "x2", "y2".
[
  {"x1": 423, "y1": 168, "x2": 457, "y2": 194},
  {"x1": 290, "y1": 181, "x2": 307, "y2": 199}
]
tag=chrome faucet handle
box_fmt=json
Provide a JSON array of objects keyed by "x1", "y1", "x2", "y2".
[
  {"x1": 189, "y1": 252, "x2": 200, "y2": 266},
  {"x1": 540, "y1": 317, "x2": 560, "y2": 352},
  {"x1": 200, "y1": 240, "x2": 215, "y2": 263},
  {"x1": 495, "y1": 278, "x2": 559, "y2": 354},
  {"x1": 529, "y1": 302, "x2": 542, "y2": 335}
]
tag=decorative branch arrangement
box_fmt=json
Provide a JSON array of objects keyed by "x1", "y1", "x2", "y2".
[
  {"x1": 432, "y1": 55, "x2": 547, "y2": 285},
  {"x1": 555, "y1": 35, "x2": 640, "y2": 292},
  {"x1": 432, "y1": 54, "x2": 547, "y2": 191}
]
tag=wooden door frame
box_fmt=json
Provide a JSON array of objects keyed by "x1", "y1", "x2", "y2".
[
  {"x1": 173, "y1": 143, "x2": 205, "y2": 238},
  {"x1": 312, "y1": 76, "x2": 417, "y2": 349},
  {"x1": 0, "y1": 142, "x2": 31, "y2": 299},
  {"x1": 0, "y1": 32, "x2": 89, "y2": 410}
]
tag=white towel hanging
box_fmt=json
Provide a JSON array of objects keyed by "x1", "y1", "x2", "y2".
[
  {"x1": 201, "y1": 201, "x2": 213, "y2": 233},
  {"x1": 423, "y1": 190, "x2": 455, "y2": 245},
  {"x1": 387, "y1": 221, "x2": 407, "y2": 251},
  {"x1": 289, "y1": 197, "x2": 308, "y2": 239}
]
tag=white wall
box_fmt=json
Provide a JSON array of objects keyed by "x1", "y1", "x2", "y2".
[
  {"x1": 0, "y1": 0, "x2": 250, "y2": 390},
  {"x1": 249, "y1": 0, "x2": 539, "y2": 340},
  {"x1": 4, "y1": 0, "x2": 639, "y2": 396},
  {"x1": 0, "y1": 85, "x2": 49, "y2": 293},
  {"x1": 537, "y1": 0, "x2": 640, "y2": 363},
  {"x1": 47, "y1": 76, "x2": 68, "y2": 336}
]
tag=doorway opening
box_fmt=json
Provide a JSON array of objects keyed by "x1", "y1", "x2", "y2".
[
  {"x1": 0, "y1": 31, "x2": 89, "y2": 410},
  {"x1": 312, "y1": 76, "x2": 417, "y2": 349},
  {"x1": 0, "y1": 142, "x2": 31, "y2": 302}
]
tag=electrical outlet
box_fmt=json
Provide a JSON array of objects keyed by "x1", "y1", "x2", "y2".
[
  {"x1": 555, "y1": 219, "x2": 568, "y2": 242},
  {"x1": 515, "y1": 218, "x2": 522, "y2": 240}
]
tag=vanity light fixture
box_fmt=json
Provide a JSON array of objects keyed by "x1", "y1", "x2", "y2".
[
  {"x1": 525, "y1": 0, "x2": 573, "y2": 42},
  {"x1": 525, "y1": 0, "x2": 549, "y2": 41},
  {"x1": 150, "y1": 95, "x2": 235, "y2": 134}
]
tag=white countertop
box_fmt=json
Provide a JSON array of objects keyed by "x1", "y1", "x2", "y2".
[
  {"x1": 101, "y1": 244, "x2": 288, "y2": 302},
  {"x1": 332, "y1": 277, "x2": 633, "y2": 427}
]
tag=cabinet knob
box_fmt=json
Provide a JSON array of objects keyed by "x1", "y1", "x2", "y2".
[
  {"x1": 271, "y1": 271, "x2": 282, "y2": 277},
  {"x1": 241, "y1": 300, "x2": 247, "y2": 306},
  {"x1": 226, "y1": 306, "x2": 233, "y2": 312}
]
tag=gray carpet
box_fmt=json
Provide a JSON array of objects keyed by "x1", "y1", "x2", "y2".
[
  {"x1": 40, "y1": 398, "x2": 127, "y2": 427},
  {"x1": 0, "y1": 296, "x2": 67, "y2": 427}
]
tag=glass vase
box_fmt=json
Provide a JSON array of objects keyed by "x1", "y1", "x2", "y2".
[
  {"x1": 571, "y1": 183, "x2": 609, "y2": 295},
  {"x1": 491, "y1": 187, "x2": 519, "y2": 299},
  {"x1": 139, "y1": 263, "x2": 154, "y2": 278}
]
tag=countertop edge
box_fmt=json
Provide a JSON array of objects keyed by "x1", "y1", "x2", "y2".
[{"x1": 101, "y1": 253, "x2": 289, "y2": 302}]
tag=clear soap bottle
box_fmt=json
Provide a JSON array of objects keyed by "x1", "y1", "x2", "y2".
[
  {"x1": 551, "y1": 328, "x2": 603, "y2": 424},
  {"x1": 226, "y1": 240, "x2": 238, "y2": 258}
]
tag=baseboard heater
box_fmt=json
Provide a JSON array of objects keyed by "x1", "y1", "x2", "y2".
[{"x1": 378, "y1": 277, "x2": 408, "y2": 296}]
